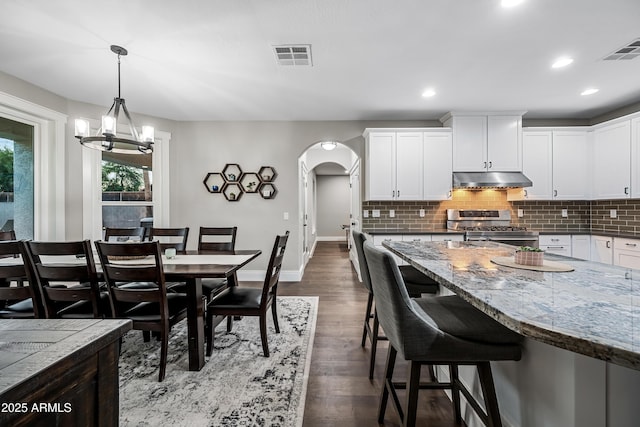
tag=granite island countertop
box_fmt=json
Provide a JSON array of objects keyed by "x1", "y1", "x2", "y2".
[
  {"x1": 363, "y1": 228, "x2": 465, "y2": 235},
  {"x1": 382, "y1": 240, "x2": 640, "y2": 371}
]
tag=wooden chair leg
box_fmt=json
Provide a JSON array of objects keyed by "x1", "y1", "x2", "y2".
[
  {"x1": 477, "y1": 362, "x2": 502, "y2": 427},
  {"x1": 404, "y1": 361, "x2": 422, "y2": 427},
  {"x1": 158, "y1": 328, "x2": 169, "y2": 382},
  {"x1": 206, "y1": 312, "x2": 214, "y2": 357},
  {"x1": 378, "y1": 346, "x2": 397, "y2": 424},
  {"x1": 143, "y1": 331, "x2": 151, "y2": 342},
  {"x1": 226, "y1": 315, "x2": 233, "y2": 332},
  {"x1": 271, "y1": 301, "x2": 280, "y2": 333},
  {"x1": 259, "y1": 315, "x2": 269, "y2": 357},
  {"x1": 450, "y1": 364, "x2": 462, "y2": 424},
  {"x1": 362, "y1": 292, "x2": 374, "y2": 347}
]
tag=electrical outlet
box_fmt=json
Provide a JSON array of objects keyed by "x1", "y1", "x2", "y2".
[
  {"x1": 419, "y1": 209, "x2": 425, "y2": 218},
  {"x1": 372, "y1": 210, "x2": 380, "y2": 218},
  {"x1": 610, "y1": 209, "x2": 617, "y2": 218},
  {"x1": 283, "y1": 212, "x2": 289, "y2": 220},
  {"x1": 389, "y1": 209, "x2": 395, "y2": 218},
  {"x1": 363, "y1": 210, "x2": 369, "y2": 218},
  {"x1": 561, "y1": 209, "x2": 568, "y2": 218},
  {"x1": 517, "y1": 209, "x2": 524, "y2": 218}
]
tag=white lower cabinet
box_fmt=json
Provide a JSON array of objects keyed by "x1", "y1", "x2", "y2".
[
  {"x1": 372, "y1": 235, "x2": 405, "y2": 265},
  {"x1": 431, "y1": 234, "x2": 464, "y2": 242},
  {"x1": 539, "y1": 235, "x2": 571, "y2": 257},
  {"x1": 591, "y1": 235, "x2": 613, "y2": 264},
  {"x1": 571, "y1": 235, "x2": 591, "y2": 260},
  {"x1": 613, "y1": 237, "x2": 640, "y2": 270}
]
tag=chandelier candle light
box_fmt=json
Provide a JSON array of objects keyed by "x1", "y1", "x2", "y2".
[{"x1": 74, "y1": 45, "x2": 154, "y2": 154}]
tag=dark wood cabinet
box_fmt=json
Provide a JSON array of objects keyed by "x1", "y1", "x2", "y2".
[{"x1": 0, "y1": 319, "x2": 131, "y2": 427}]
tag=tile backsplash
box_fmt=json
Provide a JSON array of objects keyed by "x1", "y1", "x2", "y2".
[{"x1": 362, "y1": 190, "x2": 637, "y2": 234}]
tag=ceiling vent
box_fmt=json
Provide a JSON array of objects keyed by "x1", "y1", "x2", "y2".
[
  {"x1": 273, "y1": 45, "x2": 313, "y2": 66},
  {"x1": 603, "y1": 38, "x2": 640, "y2": 61}
]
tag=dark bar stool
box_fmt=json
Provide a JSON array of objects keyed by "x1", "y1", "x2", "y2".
[
  {"x1": 363, "y1": 240, "x2": 523, "y2": 427},
  {"x1": 352, "y1": 230, "x2": 387, "y2": 379}
]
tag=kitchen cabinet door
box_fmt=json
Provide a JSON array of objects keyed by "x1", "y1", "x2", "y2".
[
  {"x1": 613, "y1": 237, "x2": 640, "y2": 270},
  {"x1": 593, "y1": 120, "x2": 631, "y2": 199},
  {"x1": 552, "y1": 131, "x2": 590, "y2": 200},
  {"x1": 632, "y1": 118, "x2": 640, "y2": 198},
  {"x1": 539, "y1": 235, "x2": 571, "y2": 256},
  {"x1": 451, "y1": 116, "x2": 487, "y2": 172},
  {"x1": 395, "y1": 132, "x2": 423, "y2": 200},
  {"x1": 423, "y1": 131, "x2": 453, "y2": 200},
  {"x1": 571, "y1": 235, "x2": 591, "y2": 260},
  {"x1": 487, "y1": 116, "x2": 522, "y2": 171},
  {"x1": 591, "y1": 235, "x2": 613, "y2": 264},
  {"x1": 365, "y1": 132, "x2": 396, "y2": 200},
  {"x1": 521, "y1": 131, "x2": 553, "y2": 199}
]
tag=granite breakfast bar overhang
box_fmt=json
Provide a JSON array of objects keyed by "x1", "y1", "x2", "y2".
[{"x1": 381, "y1": 240, "x2": 640, "y2": 427}]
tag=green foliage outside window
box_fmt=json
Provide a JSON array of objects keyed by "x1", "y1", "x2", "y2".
[
  {"x1": 102, "y1": 161, "x2": 144, "y2": 192},
  {"x1": 0, "y1": 147, "x2": 14, "y2": 192}
]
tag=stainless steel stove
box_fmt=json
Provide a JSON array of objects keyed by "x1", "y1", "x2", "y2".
[{"x1": 447, "y1": 209, "x2": 539, "y2": 247}]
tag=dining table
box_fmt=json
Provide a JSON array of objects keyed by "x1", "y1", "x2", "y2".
[{"x1": 0, "y1": 248, "x2": 262, "y2": 372}]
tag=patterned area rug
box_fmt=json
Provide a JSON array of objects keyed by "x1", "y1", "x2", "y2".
[{"x1": 118, "y1": 296, "x2": 318, "y2": 427}]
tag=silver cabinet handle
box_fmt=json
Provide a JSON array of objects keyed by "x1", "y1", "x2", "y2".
[
  {"x1": 392, "y1": 191, "x2": 395, "y2": 198},
  {"x1": 606, "y1": 241, "x2": 611, "y2": 248},
  {"x1": 397, "y1": 190, "x2": 400, "y2": 198},
  {"x1": 524, "y1": 189, "x2": 528, "y2": 197},
  {"x1": 483, "y1": 161, "x2": 487, "y2": 169},
  {"x1": 625, "y1": 243, "x2": 637, "y2": 247},
  {"x1": 547, "y1": 246, "x2": 565, "y2": 249},
  {"x1": 551, "y1": 238, "x2": 560, "y2": 242},
  {"x1": 488, "y1": 161, "x2": 492, "y2": 169},
  {"x1": 625, "y1": 187, "x2": 629, "y2": 195},
  {"x1": 553, "y1": 190, "x2": 558, "y2": 197}
]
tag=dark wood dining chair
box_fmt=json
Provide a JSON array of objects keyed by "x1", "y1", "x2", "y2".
[
  {"x1": 95, "y1": 240, "x2": 188, "y2": 382},
  {"x1": 149, "y1": 227, "x2": 190, "y2": 253},
  {"x1": 0, "y1": 230, "x2": 17, "y2": 241},
  {"x1": 0, "y1": 240, "x2": 41, "y2": 319},
  {"x1": 22, "y1": 240, "x2": 107, "y2": 319},
  {"x1": 104, "y1": 226, "x2": 145, "y2": 242},
  {"x1": 198, "y1": 226, "x2": 238, "y2": 301},
  {"x1": 206, "y1": 231, "x2": 289, "y2": 358}
]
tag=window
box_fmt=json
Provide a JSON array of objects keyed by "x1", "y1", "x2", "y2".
[
  {"x1": 0, "y1": 117, "x2": 34, "y2": 239},
  {"x1": 101, "y1": 151, "x2": 153, "y2": 230}
]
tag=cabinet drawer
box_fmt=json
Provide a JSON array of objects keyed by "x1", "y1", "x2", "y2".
[
  {"x1": 431, "y1": 234, "x2": 464, "y2": 242},
  {"x1": 372, "y1": 235, "x2": 403, "y2": 246},
  {"x1": 539, "y1": 235, "x2": 571, "y2": 246},
  {"x1": 614, "y1": 237, "x2": 640, "y2": 253},
  {"x1": 402, "y1": 235, "x2": 431, "y2": 243}
]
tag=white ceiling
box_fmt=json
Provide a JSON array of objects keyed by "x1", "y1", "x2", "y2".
[{"x1": 2, "y1": 0, "x2": 640, "y2": 122}]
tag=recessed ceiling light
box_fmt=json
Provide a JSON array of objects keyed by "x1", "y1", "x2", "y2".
[
  {"x1": 320, "y1": 141, "x2": 337, "y2": 151},
  {"x1": 581, "y1": 88, "x2": 599, "y2": 96},
  {"x1": 501, "y1": 0, "x2": 525, "y2": 7},
  {"x1": 422, "y1": 88, "x2": 436, "y2": 98},
  {"x1": 552, "y1": 57, "x2": 574, "y2": 69}
]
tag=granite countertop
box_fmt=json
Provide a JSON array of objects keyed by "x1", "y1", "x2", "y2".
[
  {"x1": 363, "y1": 228, "x2": 464, "y2": 235},
  {"x1": 383, "y1": 240, "x2": 640, "y2": 371}
]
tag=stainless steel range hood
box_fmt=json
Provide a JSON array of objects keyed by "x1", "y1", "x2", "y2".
[{"x1": 452, "y1": 171, "x2": 532, "y2": 189}]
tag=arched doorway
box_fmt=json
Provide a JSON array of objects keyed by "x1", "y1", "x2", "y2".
[{"x1": 298, "y1": 142, "x2": 360, "y2": 270}]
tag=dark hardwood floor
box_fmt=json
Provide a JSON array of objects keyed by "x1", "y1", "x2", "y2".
[{"x1": 275, "y1": 241, "x2": 460, "y2": 427}]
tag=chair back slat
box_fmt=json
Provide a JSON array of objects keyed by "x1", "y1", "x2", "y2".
[
  {"x1": 198, "y1": 227, "x2": 237, "y2": 252},
  {"x1": 0, "y1": 240, "x2": 38, "y2": 317},
  {"x1": 261, "y1": 231, "x2": 289, "y2": 301},
  {"x1": 149, "y1": 227, "x2": 189, "y2": 252},
  {"x1": 23, "y1": 240, "x2": 102, "y2": 319},
  {"x1": 94, "y1": 240, "x2": 168, "y2": 315}
]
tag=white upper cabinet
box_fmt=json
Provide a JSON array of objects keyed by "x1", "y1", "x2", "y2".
[
  {"x1": 520, "y1": 131, "x2": 553, "y2": 199},
  {"x1": 364, "y1": 130, "x2": 423, "y2": 201},
  {"x1": 364, "y1": 128, "x2": 452, "y2": 201},
  {"x1": 365, "y1": 131, "x2": 396, "y2": 200},
  {"x1": 423, "y1": 130, "x2": 453, "y2": 200},
  {"x1": 593, "y1": 120, "x2": 631, "y2": 199},
  {"x1": 443, "y1": 113, "x2": 523, "y2": 172},
  {"x1": 632, "y1": 118, "x2": 640, "y2": 198},
  {"x1": 552, "y1": 130, "x2": 590, "y2": 200}
]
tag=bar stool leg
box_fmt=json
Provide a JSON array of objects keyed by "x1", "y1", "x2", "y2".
[
  {"x1": 369, "y1": 309, "x2": 381, "y2": 379},
  {"x1": 478, "y1": 362, "x2": 502, "y2": 427},
  {"x1": 449, "y1": 364, "x2": 462, "y2": 424},
  {"x1": 362, "y1": 292, "x2": 373, "y2": 347},
  {"x1": 404, "y1": 361, "x2": 422, "y2": 427},
  {"x1": 378, "y1": 346, "x2": 397, "y2": 424}
]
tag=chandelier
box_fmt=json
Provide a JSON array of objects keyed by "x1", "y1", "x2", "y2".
[{"x1": 74, "y1": 45, "x2": 154, "y2": 154}]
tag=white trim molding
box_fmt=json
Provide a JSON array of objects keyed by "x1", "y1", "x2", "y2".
[{"x1": 0, "y1": 91, "x2": 67, "y2": 240}]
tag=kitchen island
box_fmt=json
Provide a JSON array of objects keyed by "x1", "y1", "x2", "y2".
[{"x1": 382, "y1": 240, "x2": 640, "y2": 427}]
